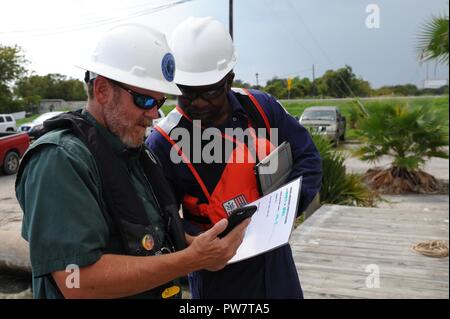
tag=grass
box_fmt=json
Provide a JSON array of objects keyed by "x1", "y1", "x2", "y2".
[
  {"x1": 16, "y1": 114, "x2": 39, "y2": 126},
  {"x1": 164, "y1": 95, "x2": 448, "y2": 118},
  {"x1": 15, "y1": 108, "x2": 72, "y2": 127},
  {"x1": 163, "y1": 95, "x2": 448, "y2": 141},
  {"x1": 282, "y1": 95, "x2": 449, "y2": 138},
  {"x1": 16, "y1": 95, "x2": 449, "y2": 137},
  {"x1": 161, "y1": 104, "x2": 176, "y2": 115},
  {"x1": 281, "y1": 95, "x2": 449, "y2": 116}
]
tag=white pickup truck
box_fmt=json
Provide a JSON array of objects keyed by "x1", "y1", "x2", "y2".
[{"x1": 0, "y1": 114, "x2": 17, "y2": 133}]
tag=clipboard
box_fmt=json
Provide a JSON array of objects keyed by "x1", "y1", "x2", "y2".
[
  {"x1": 254, "y1": 141, "x2": 293, "y2": 196},
  {"x1": 228, "y1": 177, "x2": 303, "y2": 264}
]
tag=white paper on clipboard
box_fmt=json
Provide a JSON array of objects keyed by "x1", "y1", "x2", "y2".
[{"x1": 228, "y1": 176, "x2": 302, "y2": 264}]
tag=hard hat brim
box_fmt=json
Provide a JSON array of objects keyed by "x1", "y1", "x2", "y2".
[
  {"x1": 174, "y1": 65, "x2": 234, "y2": 87},
  {"x1": 75, "y1": 62, "x2": 182, "y2": 96}
]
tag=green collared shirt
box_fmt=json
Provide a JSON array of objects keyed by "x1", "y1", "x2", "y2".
[{"x1": 16, "y1": 110, "x2": 168, "y2": 299}]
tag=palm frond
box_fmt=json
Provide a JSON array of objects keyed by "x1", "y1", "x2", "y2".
[{"x1": 417, "y1": 14, "x2": 449, "y2": 64}]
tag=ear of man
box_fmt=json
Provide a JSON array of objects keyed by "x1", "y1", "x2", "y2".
[
  {"x1": 93, "y1": 76, "x2": 116, "y2": 105},
  {"x1": 226, "y1": 72, "x2": 235, "y2": 91}
]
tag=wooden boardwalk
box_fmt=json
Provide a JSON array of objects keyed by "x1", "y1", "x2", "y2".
[{"x1": 290, "y1": 204, "x2": 449, "y2": 299}]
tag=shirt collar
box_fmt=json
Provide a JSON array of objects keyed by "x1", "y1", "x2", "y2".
[{"x1": 227, "y1": 90, "x2": 247, "y2": 115}]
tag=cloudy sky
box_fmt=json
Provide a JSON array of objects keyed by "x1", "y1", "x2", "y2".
[{"x1": 0, "y1": 0, "x2": 448, "y2": 88}]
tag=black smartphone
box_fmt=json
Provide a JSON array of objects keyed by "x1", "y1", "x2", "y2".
[{"x1": 218, "y1": 205, "x2": 258, "y2": 238}]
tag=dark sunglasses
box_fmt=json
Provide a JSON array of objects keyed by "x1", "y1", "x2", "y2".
[
  {"x1": 110, "y1": 79, "x2": 167, "y2": 110},
  {"x1": 178, "y1": 78, "x2": 228, "y2": 102}
]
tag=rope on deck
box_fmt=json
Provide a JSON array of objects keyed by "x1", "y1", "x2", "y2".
[{"x1": 413, "y1": 240, "x2": 449, "y2": 258}]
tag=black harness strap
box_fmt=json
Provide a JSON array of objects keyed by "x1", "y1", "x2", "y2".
[
  {"x1": 139, "y1": 149, "x2": 186, "y2": 251},
  {"x1": 43, "y1": 111, "x2": 163, "y2": 256}
]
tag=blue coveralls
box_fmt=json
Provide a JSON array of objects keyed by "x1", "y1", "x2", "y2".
[{"x1": 147, "y1": 89, "x2": 322, "y2": 298}]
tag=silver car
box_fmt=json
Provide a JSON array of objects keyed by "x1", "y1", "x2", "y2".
[
  {"x1": 300, "y1": 106, "x2": 346, "y2": 146},
  {"x1": 17, "y1": 111, "x2": 64, "y2": 139}
]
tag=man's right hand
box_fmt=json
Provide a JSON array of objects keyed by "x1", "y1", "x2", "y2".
[{"x1": 187, "y1": 218, "x2": 250, "y2": 271}]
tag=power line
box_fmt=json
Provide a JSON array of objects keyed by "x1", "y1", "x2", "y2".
[
  {"x1": 0, "y1": 0, "x2": 194, "y2": 38},
  {"x1": 256, "y1": 0, "x2": 320, "y2": 87},
  {"x1": 1, "y1": 0, "x2": 193, "y2": 35},
  {"x1": 283, "y1": 0, "x2": 368, "y2": 113},
  {"x1": 262, "y1": 0, "x2": 316, "y2": 63}
]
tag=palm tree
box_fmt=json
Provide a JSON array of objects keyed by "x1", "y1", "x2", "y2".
[
  {"x1": 354, "y1": 103, "x2": 449, "y2": 194},
  {"x1": 417, "y1": 13, "x2": 449, "y2": 65}
]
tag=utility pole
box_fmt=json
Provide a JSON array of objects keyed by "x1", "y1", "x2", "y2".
[
  {"x1": 255, "y1": 73, "x2": 259, "y2": 89},
  {"x1": 229, "y1": 0, "x2": 233, "y2": 39},
  {"x1": 312, "y1": 64, "x2": 316, "y2": 97}
]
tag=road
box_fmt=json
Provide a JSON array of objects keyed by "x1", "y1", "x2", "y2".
[
  {"x1": 0, "y1": 174, "x2": 32, "y2": 298},
  {"x1": 0, "y1": 174, "x2": 21, "y2": 229},
  {"x1": 342, "y1": 145, "x2": 449, "y2": 182}
]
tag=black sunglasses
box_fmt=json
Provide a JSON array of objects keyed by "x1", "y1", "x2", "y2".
[
  {"x1": 110, "y1": 79, "x2": 167, "y2": 110},
  {"x1": 178, "y1": 77, "x2": 228, "y2": 102}
]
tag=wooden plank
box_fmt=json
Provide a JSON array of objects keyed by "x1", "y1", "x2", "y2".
[
  {"x1": 290, "y1": 205, "x2": 449, "y2": 299},
  {"x1": 298, "y1": 269, "x2": 448, "y2": 298},
  {"x1": 295, "y1": 258, "x2": 449, "y2": 278}
]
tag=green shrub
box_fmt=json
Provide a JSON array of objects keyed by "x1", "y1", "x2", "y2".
[
  {"x1": 355, "y1": 104, "x2": 449, "y2": 170},
  {"x1": 353, "y1": 103, "x2": 448, "y2": 193},
  {"x1": 312, "y1": 133, "x2": 378, "y2": 206}
]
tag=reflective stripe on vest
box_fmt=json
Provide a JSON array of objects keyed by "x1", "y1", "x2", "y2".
[{"x1": 155, "y1": 89, "x2": 275, "y2": 228}]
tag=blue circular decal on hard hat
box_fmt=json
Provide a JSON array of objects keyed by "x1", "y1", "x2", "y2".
[{"x1": 161, "y1": 53, "x2": 175, "y2": 82}]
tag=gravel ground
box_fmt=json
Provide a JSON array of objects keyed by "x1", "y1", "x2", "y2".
[
  {"x1": 0, "y1": 175, "x2": 21, "y2": 226},
  {"x1": 0, "y1": 174, "x2": 32, "y2": 298}
]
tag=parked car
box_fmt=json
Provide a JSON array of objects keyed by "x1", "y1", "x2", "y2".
[
  {"x1": 299, "y1": 106, "x2": 346, "y2": 146},
  {"x1": 0, "y1": 132, "x2": 30, "y2": 175},
  {"x1": 0, "y1": 114, "x2": 17, "y2": 133},
  {"x1": 18, "y1": 111, "x2": 64, "y2": 139}
]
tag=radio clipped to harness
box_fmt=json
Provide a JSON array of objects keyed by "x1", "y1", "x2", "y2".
[{"x1": 254, "y1": 141, "x2": 293, "y2": 196}]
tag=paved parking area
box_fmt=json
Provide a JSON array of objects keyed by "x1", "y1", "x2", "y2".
[
  {"x1": 0, "y1": 174, "x2": 32, "y2": 298},
  {"x1": 0, "y1": 174, "x2": 21, "y2": 230},
  {"x1": 342, "y1": 146, "x2": 449, "y2": 182}
]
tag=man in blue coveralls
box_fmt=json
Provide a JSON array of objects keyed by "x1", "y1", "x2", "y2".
[{"x1": 147, "y1": 17, "x2": 322, "y2": 299}]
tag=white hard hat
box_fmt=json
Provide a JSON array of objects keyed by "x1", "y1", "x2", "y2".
[
  {"x1": 76, "y1": 23, "x2": 181, "y2": 95},
  {"x1": 170, "y1": 16, "x2": 236, "y2": 86}
]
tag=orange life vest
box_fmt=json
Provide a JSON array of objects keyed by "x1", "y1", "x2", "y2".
[{"x1": 155, "y1": 88, "x2": 276, "y2": 229}]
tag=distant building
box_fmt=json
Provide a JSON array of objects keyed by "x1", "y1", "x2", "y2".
[
  {"x1": 39, "y1": 99, "x2": 64, "y2": 113},
  {"x1": 423, "y1": 79, "x2": 449, "y2": 89},
  {"x1": 39, "y1": 99, "x2": 86, "y2": 113}
]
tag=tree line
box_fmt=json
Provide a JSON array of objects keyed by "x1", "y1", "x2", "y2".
[
  {"x1": 0, "y1": 45, "x2": 86, "y2": 114},
  {"x1": 233, "y1": 65, "x2": 448, "y2": 99},
  {"x1": 0, "y1": 45, "x2": 448, "y2": 114}
]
